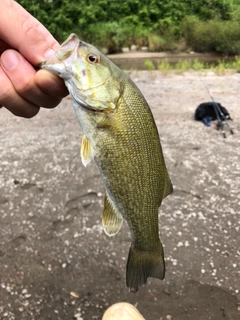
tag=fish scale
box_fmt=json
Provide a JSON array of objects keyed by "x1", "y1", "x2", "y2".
[{"x1": 41, "y1": 33, "x2": 173, "y2": 292}]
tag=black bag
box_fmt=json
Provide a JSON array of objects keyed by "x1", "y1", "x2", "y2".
[{"x1": 195, "y1": 102, "x2": 232, "y2": 122}]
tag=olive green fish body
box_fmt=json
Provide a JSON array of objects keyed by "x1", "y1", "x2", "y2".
[
  {"x1": 89, "y1": 79, "x2": 170, "y2": 291},
  {"x1": 41, "y1": 34, "x2": 173, "y2": 292}
]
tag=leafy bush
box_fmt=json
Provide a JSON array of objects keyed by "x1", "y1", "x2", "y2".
[
  {"x1": 215, "y1": 21, "x2": 240, "y2": 55},
  {"x1": 148, "y1": 26, "x2": 177, "y2": 52},
  {"x1": 183, "y1": 16, "x2": 219, "y2": 52},
  {"x1": 148, "y1": 34, "x2": 165, "y2": 52},
  {"x1": 182, "y1": 16, "x2": 240, "y2": 55},
  {"x1": 83, "y1": 22, "x2": 125, "y2": 53}
]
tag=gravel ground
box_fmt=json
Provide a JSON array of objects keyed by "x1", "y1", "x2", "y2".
[{"x1": 0, "y1": 70, "x2": 240, "y2": 320}]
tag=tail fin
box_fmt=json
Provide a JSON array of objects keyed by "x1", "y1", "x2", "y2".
[{"x1": 126, "y1": 245, "x2": 165, "y2": 293}]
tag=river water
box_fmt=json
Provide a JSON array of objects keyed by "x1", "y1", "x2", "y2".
[{"x1": 107, "y1": 51, "x2": 237, "y2": 70}]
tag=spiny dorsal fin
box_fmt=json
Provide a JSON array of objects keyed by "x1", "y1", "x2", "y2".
[
  {"x1": 102, "y1": 195, "x2": 123, "y2": 237},
  {"x1": 81, "y1": 134, "x2": 95, "y2": 167}
]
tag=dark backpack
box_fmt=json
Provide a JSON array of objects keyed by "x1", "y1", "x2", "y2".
[{"x1": 195, "y1": 102, "x2": 232, "y2": 121}]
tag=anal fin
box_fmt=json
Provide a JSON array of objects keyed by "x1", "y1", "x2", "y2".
[{"x1": 102, "y1": 195, "x2": 123, "y2": 236}]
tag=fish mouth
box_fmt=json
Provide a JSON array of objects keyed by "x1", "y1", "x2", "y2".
[
  {"x1": 60, "y1": 33, "x2": 80, "y2": 51},
  {"x1": 39, "y1": 33, "x2": 80, "y2": 73},
  {"x1": 40, "y1": 62, "x2": 70, "y2": 81},
  {"x1": 39, "y1": 61, "x2": 46, "y2": 69}
]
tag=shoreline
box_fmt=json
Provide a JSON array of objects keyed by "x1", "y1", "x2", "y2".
[{"x1": 107, "y1": 51, "x2": 236, "y2": 69}]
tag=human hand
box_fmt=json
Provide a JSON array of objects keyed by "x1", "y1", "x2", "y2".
[
  {"x1": 0, "y1": 0, "x2": 68, "y2": 118},
  {"x1": 102, "y1": 302, "x2": 145, "y2": 320}
]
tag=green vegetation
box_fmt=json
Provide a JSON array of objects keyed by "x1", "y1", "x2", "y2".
[
  {"x1": 17, "y1": 0, "x2": 240, "y2": 54},
  {"x1": 153, "y1": 57, "x2": 240, "y2": 74},
  {"x1": 157, "y1": 59, "x2": 172, "y2": 74},
  {"x1": 144, "y1": 60, "x2": 155, "y2": 71},
  {"x1": 183, "y1": 16, "x2": 240, "y2": 55},
  {"x1": 157, "y1": 58, "x2": 206, "y2": 74}
]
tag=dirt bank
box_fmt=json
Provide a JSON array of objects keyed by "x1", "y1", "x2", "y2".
[{"x1": 0, "y1": 71, "x2": 240, "y2": 320}]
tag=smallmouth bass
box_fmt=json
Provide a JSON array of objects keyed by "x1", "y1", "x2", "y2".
[{"x1": 41, "y1": 34, "x2": 173, "y2": 292}]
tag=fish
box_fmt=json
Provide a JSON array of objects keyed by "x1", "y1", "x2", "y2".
[{"x1": 41, "y1": 34, "x2": 173, "y2": 292}]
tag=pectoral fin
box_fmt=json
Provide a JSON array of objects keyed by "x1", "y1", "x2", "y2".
[
  {"x1": 81, "y1": 134, "x2": 95, "y2": 167},
  {"x1": 96, "y1": 114, "x2": 126, "y2": 131},
  {"x1": 102, "y1": 195, "x2": 123, "y2": 236}
]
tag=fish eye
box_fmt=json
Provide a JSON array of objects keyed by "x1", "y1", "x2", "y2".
[{"x1": 87, "y1": 53, "x2": 100, "y2": 64}]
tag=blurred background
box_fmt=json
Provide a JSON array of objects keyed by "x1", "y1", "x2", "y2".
[{"x1": 16, "y1": 0, "x2": 240, "y2": 54}]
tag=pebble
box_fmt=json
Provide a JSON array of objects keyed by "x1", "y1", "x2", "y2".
[{"x1": 73, "y1": 232, "x2": 79, "y2": 238}]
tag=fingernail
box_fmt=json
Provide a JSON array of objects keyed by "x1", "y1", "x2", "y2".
[
  {"x1": 44, "y1": 48, "x2": 56, "y2": 60},
  {"x1": 2, "y1": 51, "x2": 20, "y2": 71}
]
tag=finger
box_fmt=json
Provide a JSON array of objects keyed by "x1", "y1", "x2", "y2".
[
  {"x1": 12, "y1": 1, "x2": 57, "y2": 47},
  {"x1": 35, "y1": 70, "x2": 69, "y2": 99},
  {"x1": 1, "y1": 50, "x2": 62, "y2": 109},
  {"x1": 0, "y1": 0, "x2": 59, "y2": 65},
  {"x1": 0, "y1": 39, "x2": 11, "y2": 54},
  {"x1": 0, "y1": 67, "x2": 40, "y2": 118}
]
